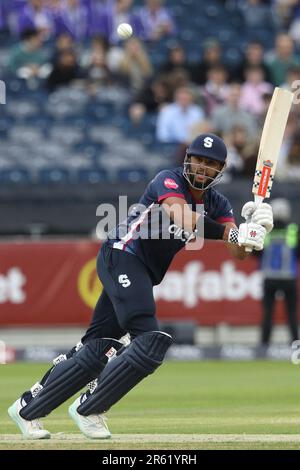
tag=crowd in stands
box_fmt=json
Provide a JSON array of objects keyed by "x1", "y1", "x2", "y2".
[{"x1": 1, "y1": 0, "x2": 300, "y2": 183}]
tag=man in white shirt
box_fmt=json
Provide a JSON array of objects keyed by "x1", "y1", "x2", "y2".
[{"x1": 156, "y1": 86, "x2": 204, "y2": 143}]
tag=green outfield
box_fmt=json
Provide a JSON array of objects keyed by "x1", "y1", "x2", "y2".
[{"x1": 1, "y1": 360, "x2": 300, "y2": 450}]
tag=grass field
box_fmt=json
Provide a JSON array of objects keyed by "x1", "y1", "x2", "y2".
[{"x1": 1, "y1": 360, "x2": 300, "y2": 450}]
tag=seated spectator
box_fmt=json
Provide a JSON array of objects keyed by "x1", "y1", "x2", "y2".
[
  {"x1": 283, "y1": 65, "x2": 300, "y2": 89},
  {"x1": 54, "y1": 0, "x2": 89, "y2": 41},
  {"x1": 129, "y1": 74, "x2": 172, "y2": 123},
  {"x1": 90, "y1": 0, "x2": 142, "y2": 44},
  {"x1": 17, "y1": 0, "x2": 55, "y2": 39},
  {"x1": 82, "y1": 36, "x2": 113, "y2": 87},
  {"x1": 201, "y1": 64, "x2": 229, "y2": 116},
  {"x1": 116, "y1": 37, "x2": 153, "y2": 92},
  {"x1": 279, "y1": 133, "x2": 300, "y2": 180},
  {"x1": 81, "y1": 35, "x2": 109, "y2": 68},
  {"x1": 238, "y1": 0, "x2": 278, "y2": 33},
  {"x1": 7, "y1": 28, "x2": 48, "y2": 79},
  {"x1": 46, "y1": 48, "x2": 86, "y2": 92},
  {"x1": 232, "y1": 40, "x2": 270, "y2": 83},
  {"x1": 266, "y1": 32, "x2": 300, "y2": 86},
  {"x1": 275, "y1": 0, "x2": 296, "y2": 29},
  {"x1": 156, "y1": 86, "x2": 204, "y2": 143},
  {"x1": 189, "y1": 119, "x2": 215, "y2": 142},
  {"x1": 160, "y1": 44, "x2": 191, "y2": 77},
  {"x1": 240, "y1": 65, "x2": 273, "y2": 116},
  {"x1": 223, "y1": 125, "x2": 258, "y2": 177},
  {"x1": 191, "y1": 38, "x2": 224, "y2": 86},
  {"x1": 276, "y1": 112, "x2": 300, "y2": 180},
  {"x1": 211, "y1": 82, "x2": 258, "y2": 138},
  {"x1": 137, "y1": 0, "x2": 176, "y2": 41},
  {"x1": 288, "y1": 2, "x2": 300, "y2": 47},
  {"x1": 52, "y1": 33, "x2": 75, "y2": 61},
  {"x1": 282, "y1": 66, "x2": 300, "y2": 119}
]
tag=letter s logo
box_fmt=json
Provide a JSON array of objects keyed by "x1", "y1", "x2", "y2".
[
  {"x1": 204, "y1": 137, "x2": 213, "y2": 148},
  {"x1": 118, "y1": 274, "x2": 131, "y2": 288}
]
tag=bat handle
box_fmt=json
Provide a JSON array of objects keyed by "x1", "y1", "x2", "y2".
[{"x1": 244, "y1": 195, "x2": 264, "y2": 253}]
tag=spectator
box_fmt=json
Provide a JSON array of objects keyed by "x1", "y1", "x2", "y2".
[
  {"x1": 129, "y1": 74, "x2": 172, "y2": 123},
  {"x1": 160, "y1": 44, "x2": 190, "y2": 77},
  {"x1": 90, "y1": 0, "x2": 142, "y2": 44},
  {"x1": 156, "y1": 86, "x2": 204, "y2": 143},
  {"x1": 54, "y1": 0, "x2": 90, "y2": 41},
  {"x1": 201, "y1": 64, "x2": 229, "y2": 116},
  {"x1": 46, "y1": 48, "x2": 86, "y2": 92},
  {"x1": 189, "y1": 119, "x2": 215, "y2": 142},
  {"x1": 275, "y1": 0, "x2": 297, "y2": 29},
  {"x1": 275, "y1": 112, "x2": 299, "y2": 180},
  {"x1": 238, "y1": 0, "x2": 278, "y2": 33},
  {"x1": 282, "y1": 66, "x2": 300, "y2": 119},
  {"x1": 81, "y1": 35, "x2": 109, "y2": 67},
  {"x1": 232, "y1": 41, "x2": 270, "y2": 83},
  {"x1": 82, "y1": 36, "x2": 113, "y2": 87},
  {"x1": 137, "y1": 0, "x2": 176, "y2": 41},
  {"x1": 116, "y1": 37, "x2": 153, "y2": 92},
  {"x1": 266, "y1": 33, "x2": 300, "y2": 86},
  {"x1": 278, "y1": 131, "x2": 300, "y2": 180},
  {"x1": 223, "y1": 125, "x2": 258, "y2": 177},
  {"x1": 288, "y1": 2, "x2": 300, "y2": 47},
  {"x1": 191, "y1": 38, "x2": 224, "y2": 86},
  {"x1": 7, "y1": 28, "x2": 48, "y2": 78},
  {"x1": 52, "y1": 33, "x2": 75, "y2": 61},
  {"x1": 240, "y1": 65, "x2": 273, "y2": 116},
  {"x1": 211, "y1": 82, "x2": 258, "y2": 138},
  {"x1": 18, "y1": 0, "x2": 54, "y2": 39}
]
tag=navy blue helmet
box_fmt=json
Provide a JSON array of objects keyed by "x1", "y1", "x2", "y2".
[{"x1": 183, "y1": 133, "x2": 227, "y2": 190}]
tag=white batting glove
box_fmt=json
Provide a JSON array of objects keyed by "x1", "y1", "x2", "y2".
[
  {"x1": 241, "y1": 201, "x2": 274, "y2": 234},
  {"x1": 238, "y1": 222, "x2": 267, "y2": 251},
  {"x1": 241, "y1": 201, "x2": 257, "y2": 221}
]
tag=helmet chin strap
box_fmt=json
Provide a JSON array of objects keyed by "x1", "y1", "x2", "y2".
[{"x1": 183, "y1": 154, "x2": 226, "y2": 190}]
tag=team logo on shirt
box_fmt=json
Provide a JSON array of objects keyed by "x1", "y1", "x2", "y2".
[
  {"x1": 118, "y1": 274, "x2": 131, "y2": 288},
  {"x1": 164, "y1": 178, "x2": 179, "y2": 189}
]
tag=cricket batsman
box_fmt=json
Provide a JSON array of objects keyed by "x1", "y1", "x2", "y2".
[{"x1": 8, "y1": 133, "x2": 273, "y2": 439}]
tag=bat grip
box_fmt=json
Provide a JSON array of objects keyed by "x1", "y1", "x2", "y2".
[{"x1": 244, "y1": 195, "x2": 264, "y2": 253}]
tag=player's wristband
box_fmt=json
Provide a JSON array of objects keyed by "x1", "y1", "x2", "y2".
[
  {"x1": 198, "y1": 216, "x2": 226, "y2": 240},
  {"x1": 228, "y1": 228, "x2": 239, "y2": 244}
]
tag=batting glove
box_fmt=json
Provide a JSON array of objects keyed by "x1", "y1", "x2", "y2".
[
  {"x1": 238, "y1": 222, "x2": 267, "y2": 251},
  {"x1": 241, "y1": 201, "x2": 274, "y2": 234}
]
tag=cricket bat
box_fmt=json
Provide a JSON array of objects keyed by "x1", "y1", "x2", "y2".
[{"x1": 245, "y1": 87, "x2": 294, "y2": 251}]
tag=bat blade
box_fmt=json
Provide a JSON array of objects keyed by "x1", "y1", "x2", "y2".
[{"x1": 252, "y1": 87, "x2": 294, "y2": 200}]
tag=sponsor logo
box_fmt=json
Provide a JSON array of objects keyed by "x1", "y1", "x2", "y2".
[
  {"x1": 168, "y1": 224, "x2": 195, "y2": 243},
  {"x1": 77, "y1": 258, "x2": 103, "y2": 309},
  {"x1": 0, "y1": 268, "x2": 26, "y2": 304},
  {"x1": 263, "y1": 159, "x2": 273, "y2": 168},
  {"x1": 105, "y1": 347, "x2": 117, "y2": 359},
  {"x1": 250, "y1": 230, "x2": 257, "y2": 238},
  {"x1": 154, "y1": 261, "x2": 262, "y2": 307},
  {"x1": 30, "y1": 382, "x2": 43, "y2": 398},
  {"x1": 164, "y1": 178, "x2": 179, "y2": 190},
  {"x1": 52, "y1": 354, "x2": 67, "y2": 365}
]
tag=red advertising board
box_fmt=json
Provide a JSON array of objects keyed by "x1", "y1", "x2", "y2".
[{"x1": 0, "y1": 240, "x2": 297, "y2": 326}]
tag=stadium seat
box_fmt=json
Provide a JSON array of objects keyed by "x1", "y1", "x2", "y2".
[
  {"x1": 39, "y1": 168, "x2": 71, "y2": 183},
  {"x1": 0, "y1": 168, "x2": 31, "y2": 184},
  {"x1": 117, "y1": 168, "x2": 148, "y2": 182},
  {"x1": 8, "y1": 126, "x2": 44, "y2": 145},
  {"x1": 78, "y1": 169, "x2": 108, "y2": 184},
  {"x1": 50, "y1": 126, "x2": 84, "y2": 146}
]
